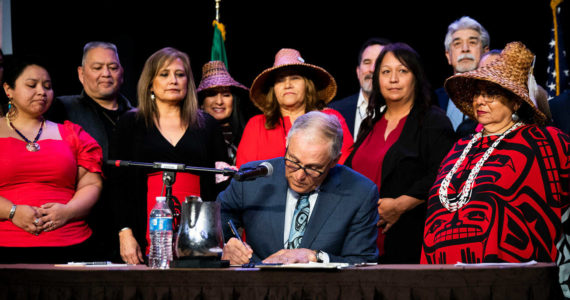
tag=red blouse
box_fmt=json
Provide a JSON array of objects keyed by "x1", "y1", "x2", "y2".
[
  {"x1": 351, "y1": 115, "x2": 407, "y2": 255},
  {"x1": 235, "y1": 108, "x2": 354, "y2": 168},
  {"x1": 0, "y1": 121, "x2": 102, "y2": 247}
]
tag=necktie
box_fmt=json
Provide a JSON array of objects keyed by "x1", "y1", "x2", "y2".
[{"x1": 286, "y1": 193, "x2": 310, "y2": 249}]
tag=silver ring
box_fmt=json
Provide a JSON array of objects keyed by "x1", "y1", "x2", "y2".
[{"x1": 33, "y1": 218, "x2": 40, "y2": 225}]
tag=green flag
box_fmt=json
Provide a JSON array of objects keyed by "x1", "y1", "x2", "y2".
[{"x1": 211, "y1": 20, "x2": 228, "y2": 68}]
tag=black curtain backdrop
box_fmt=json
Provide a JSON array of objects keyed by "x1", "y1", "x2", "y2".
[{"x1": 10, "y1": 0, "x2": 570, "y2": 106}]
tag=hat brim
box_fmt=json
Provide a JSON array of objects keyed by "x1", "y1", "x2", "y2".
[
  {"x1": 444, "y1": 72, "x2": 546, "y2": 123},
  {"x1": 249, "y1": 63, "x2": 337, "y2": 112}
]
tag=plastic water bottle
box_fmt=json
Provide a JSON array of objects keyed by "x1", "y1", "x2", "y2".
[{"x1": 148, "y1": 196, "x2": 173, "y2": 269}]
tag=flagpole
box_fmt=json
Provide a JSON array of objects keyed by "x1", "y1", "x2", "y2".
[
  {"x1": 551, "y1": 0, "x2": 563, "y2": 96},
  {"x1": 215, "y1": 0, "x2": 221, "y2": 22}
]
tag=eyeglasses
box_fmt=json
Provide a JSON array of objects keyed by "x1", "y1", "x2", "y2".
[
  {"x1": 473, "y1": 84, "x2": 508, "y2": 104},
  {"x1": 473, "y1": 94, "x2": 497, "y2": 104},
  {"x1": 284, "y1": 157, "x2": 326, "y2": 178}
]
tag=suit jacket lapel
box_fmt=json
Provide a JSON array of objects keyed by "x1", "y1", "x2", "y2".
[
  {"x1": 299, "y1": 166, "x2": 343, "y2": 249},
  {"x1": 268, "y1": 158, "x2": 289, "y2": 249}
]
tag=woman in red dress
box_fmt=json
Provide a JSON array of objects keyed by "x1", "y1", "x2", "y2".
[
  {"x1": 235, "y1": 48, "x2": 353, "y2": 167},
  {"x1": 421, "y1": 42, "x2": 570, "y2": 268},
  {"x1": 0, "y1": 57, "x2": 103, "y2": 263}
]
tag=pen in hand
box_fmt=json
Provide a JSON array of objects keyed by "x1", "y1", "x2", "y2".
[
  {"x1": 228, "y1": 220, "x2": 245, "y2": 245},
  {"x1": 227, "y1": 220, "x2": 252, "y2": 263}
]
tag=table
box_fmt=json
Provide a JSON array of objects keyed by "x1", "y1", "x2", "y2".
[{"x1": 0, "y1": 263, "x2": 563, "y2": 299}]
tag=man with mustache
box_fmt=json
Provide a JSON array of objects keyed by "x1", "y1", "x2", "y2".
[
  {"x1": 46, "y1": 41, "x2": 133, "y2": 262},
  {"x1": 436, "y1": 16, "x2": 489, "y2": 137},
  {"x1": 328, "y1": 37, "x2": 390, "y2": 141}
]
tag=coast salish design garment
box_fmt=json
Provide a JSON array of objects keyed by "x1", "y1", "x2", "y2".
[{"x1": 421, "y1": 126, "x2": 570, "y2": 264}]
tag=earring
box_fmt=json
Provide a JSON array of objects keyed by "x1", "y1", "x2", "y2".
[
  {"x1": 511, "y1": 111, "x2": 520, "y2": 122},
  {"x1": 6, "y1": 100, "x2": 17, "y2": 120},
  {"x1": 150, "y1": 92, "x2": 156, "y2": 101}
]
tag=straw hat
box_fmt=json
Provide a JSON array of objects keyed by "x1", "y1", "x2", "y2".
[
  {"x1": 249, "y1": 48, "x2": 337, "y2": 111},
  {"x1": 444, "y1": 41, "x2": 546, "y2": 123},
  {"x1": 196, "y1": 61, "x2": 248, "y2": 93}
]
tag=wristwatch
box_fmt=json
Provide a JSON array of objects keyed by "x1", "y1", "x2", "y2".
[{"x1": 315, "y1": 250, "x2": 325, "y2": 263}]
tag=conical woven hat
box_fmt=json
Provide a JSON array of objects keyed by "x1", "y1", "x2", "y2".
[
  {"x1": 444, "y1": 41, "x2": 546, "y2": 123},
  {"x1": 196, "y1": 60, "x2": 248, "y2": 93},
  {"x1": 249, "y1": 48, "x2": 337, "y2": 112}
]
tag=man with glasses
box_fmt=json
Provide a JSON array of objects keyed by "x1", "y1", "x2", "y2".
[{"x1": 218, "y1": 111, "x2": 379, "y2": 265}]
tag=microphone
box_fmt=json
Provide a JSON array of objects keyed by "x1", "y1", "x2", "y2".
[{"x1": 233, "y1": 162, "x2": 273, "y2": 181}]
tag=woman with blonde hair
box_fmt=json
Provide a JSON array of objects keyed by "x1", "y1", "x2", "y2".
[{"x1": 110, "y1": 47, "x2": 227, "y2": 265}]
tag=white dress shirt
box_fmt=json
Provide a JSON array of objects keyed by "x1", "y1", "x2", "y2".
[{"x1": 354, "y1": 90, "x2": 368, "y2": 141}]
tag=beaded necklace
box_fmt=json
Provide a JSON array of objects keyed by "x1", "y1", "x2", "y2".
[
  {"x1": 7, "y1": 118, "x2": 45, "y2": 152},
  {"x1": 438, "y1": 122, "x2": 524, "y2": 212}
]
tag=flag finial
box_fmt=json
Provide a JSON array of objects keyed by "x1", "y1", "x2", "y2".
[{"x1": 215, "y1": 0, "x2": 221, "y2": 22}]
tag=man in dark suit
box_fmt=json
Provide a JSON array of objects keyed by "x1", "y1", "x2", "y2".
[
  {"x1": 550, "y1": 89, "x2": 570, "y2": 134},
  {"x1": 328, "y1": 38, "x2": 390, "y2": 140},
  {"x1": 218, "y1": 111, "x2": 379, "y2": 264}
]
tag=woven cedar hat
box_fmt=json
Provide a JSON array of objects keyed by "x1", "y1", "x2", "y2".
[
  {"x1": 249, "y1": 48, "x2": 337, "y2": 111},
  {"x1": 196, "y1": 61, "x2": 248, "y2": 93},
  {"x1": 444, "y1": 41, "x2": 546, "y2": 123}
]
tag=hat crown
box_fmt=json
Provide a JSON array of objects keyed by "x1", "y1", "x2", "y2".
[
  {"x1": 196, "y1": 60, "x2": 247, "y2": 92},
  {"x1": 444, "y1": 41, "x2": 546, "y2": 123},
  {"x1": 201, "y1": 60, "x2": 230, "y2": 79},
  {"x1": 491, "y1": 42, "x2": 534, "y2": 90},
  {"x1": 273, "y1": 48, "x2": 305, "y2": 67}
]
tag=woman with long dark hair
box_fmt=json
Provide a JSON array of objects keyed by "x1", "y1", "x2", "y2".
[{"x1": 346, "y1": 43, "x2": 456, "y2": 263}]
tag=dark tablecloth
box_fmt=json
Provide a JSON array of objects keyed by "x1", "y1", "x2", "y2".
[{"x1": 0, "y1": 263, "x2": 563, "y2": 299}]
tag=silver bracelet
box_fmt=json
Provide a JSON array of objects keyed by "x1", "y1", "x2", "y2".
[{"x1": 8, "y1": 205, "x2": 16, "y2": 219}]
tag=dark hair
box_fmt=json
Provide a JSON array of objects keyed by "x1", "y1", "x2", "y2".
[
  {"x1": 356, "y1": 42, "x2": 432, "y2": 143},
  {"x1": 357, "y1": 37, "x2": 392, "y2": 65},
  {"x1": 263, "y1": 68, "x2": 324, "y2": 129},
  {"x1": 3, "y1": 55, "x2": 51, "y2": 89},
  {"x1": 198, "y1": 86, "x2": 259, "y2": 145}
]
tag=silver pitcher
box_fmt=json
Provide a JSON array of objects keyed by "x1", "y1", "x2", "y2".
[{"x1": 174, "y1": 195, "x2": 224, "y2": 258}]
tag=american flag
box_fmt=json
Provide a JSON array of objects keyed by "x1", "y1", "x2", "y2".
[{"x1": 547, "y1": 0, "x2": 570, "y2": 100}]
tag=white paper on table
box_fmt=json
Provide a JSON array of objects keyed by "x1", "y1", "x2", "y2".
[
  {"x1": 454, "y1": 260, "x2": 537, "y2": 267},
  {"x1": 255, "y1": 262, "x2": 350, "y2": 269}
]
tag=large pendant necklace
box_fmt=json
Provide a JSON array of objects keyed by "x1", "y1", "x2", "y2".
[
  {"x1": 438, "y1": 122, "x2": 524, "y2": 212},
  {"x1": 7, "y1": 118, "x2": 45, "y2": 152}
]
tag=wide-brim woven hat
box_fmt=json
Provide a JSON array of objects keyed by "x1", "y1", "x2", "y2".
[
  {"x1": 249, "y1": 48, "x2": 337, "y2": 111},
  {"x1": 196, "y1": 60, "x2": 248, "y2": 93},
  {"x1": 444, "y1": 41, "x2": 546, "y2": 123}
]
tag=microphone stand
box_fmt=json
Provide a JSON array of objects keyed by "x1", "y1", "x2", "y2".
[{"x1": 107, "y1": 160, "x2": 236, "y2": 226}]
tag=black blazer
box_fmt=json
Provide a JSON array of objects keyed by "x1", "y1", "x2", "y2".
[
  {"x1": 328, "y1": 93, "x2": 359, "y2": 137},
  {"x1": 346, "y1": 104, "x2": 456, "y2": 263}
]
